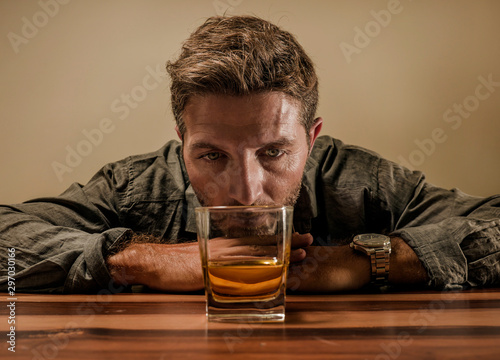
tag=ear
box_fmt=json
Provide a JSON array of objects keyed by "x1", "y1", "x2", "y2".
[
  {"x1": 308, "y1": 117, "x2": 323, "y2": 153},
  {"x1": 175, "y1": 126, "x2": 182, "y2": 141}
]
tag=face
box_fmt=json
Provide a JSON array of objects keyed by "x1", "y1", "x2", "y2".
[{"x1": 180, "y1": 92, "x2": 322, "y2": 207}]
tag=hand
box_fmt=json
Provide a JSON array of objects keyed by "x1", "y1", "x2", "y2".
[
  {"x1": 287, "y1": 245, "x2": 371, "y2": 292},
  {"x1": 206, "y1": 232, "x2": 313, "y2": 263},
  {"x1": 107, "y1": 232, "x2": 313, "y2": 292}
]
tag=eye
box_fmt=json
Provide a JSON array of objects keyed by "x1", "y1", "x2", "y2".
[
  {"x1": 204, "y1": 152, "x2": 221, "y2": 161},
  {"x1": 265, "y1": 148, "x2": 283, "y2": 158}
]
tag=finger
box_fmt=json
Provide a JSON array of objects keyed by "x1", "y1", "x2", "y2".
[
  {"x1": 210, "y1": 235, "x2": 277, "y2": 246},
  {"x1": 290, "y1": 248, "x2": 307, "y2": 263},
  {"x1": 291, "y1": 233, "x2": 313, "y2": 249},
  {"x1": 211, "y1": 245, "x2": 278, "y2": 259}
]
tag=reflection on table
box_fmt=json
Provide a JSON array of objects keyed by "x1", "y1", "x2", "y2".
[{"x1": 1, "y1": 289, "x2": 500, "y2": 359}]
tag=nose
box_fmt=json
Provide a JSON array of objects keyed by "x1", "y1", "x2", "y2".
[{"x1": 227, "y1": 154, "x2": 264, "y2": 205}]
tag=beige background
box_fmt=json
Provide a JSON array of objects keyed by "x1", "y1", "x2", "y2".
[{"x1": 1, "y1": 0, "x2": 499, "y2": 204}]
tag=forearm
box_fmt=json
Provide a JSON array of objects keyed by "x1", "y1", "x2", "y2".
[
  {"x1": 389, "y1": 237, "x2": 429, "y2": 285},
  {"x1": 107, "y1": 232, "x2": 314, "y2": 292},
  {"x1": 287, "y1": 244, "x2": 368, "y2": 292},
  {"x1": 287, "y1": 237, "x2": 428, "y2": 292},
  {"x1": 106, "y1": 242, "x2": 204, "y2": 292}
]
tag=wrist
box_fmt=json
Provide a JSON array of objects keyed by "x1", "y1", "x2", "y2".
[
  {"x1": 350, "y1": 234, "x2": 391, "y2": 286},
  {"x1": 325, "y1": 245, "x2": 371, "y2": 290},
  {"x1": 106, "y1": 243, "x2": 150, "y2": 287},
  {"x1": 388, "y1": 237, "x2": 429, "y2": 285}
]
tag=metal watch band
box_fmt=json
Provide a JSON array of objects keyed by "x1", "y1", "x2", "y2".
[{"x1": 371, "y1": 247, "x2": 390, "y2": 284}]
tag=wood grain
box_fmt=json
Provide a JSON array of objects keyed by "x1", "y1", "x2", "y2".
[{"x1": 1, "y1": 289, "x2": 500, "y2": 359}]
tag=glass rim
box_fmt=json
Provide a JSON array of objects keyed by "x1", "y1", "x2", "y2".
[{"x1": 195, "y1": 205, "x2": 293, "y2": 213}]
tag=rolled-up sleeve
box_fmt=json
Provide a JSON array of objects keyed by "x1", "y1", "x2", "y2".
[
  {"x1": 379, "y1": 160, "x2": 500, "y2": 289},
  {"x1": 394, "y1": 216, "x2": 500, "y2": 289},
  {"x1": 0, "y1": 161, "x2": 131, "y2": 293}
]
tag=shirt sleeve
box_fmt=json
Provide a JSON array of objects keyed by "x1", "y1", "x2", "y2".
[
  {"x1": 376, "y1": 158, "x2": 500, "y2": 289},
  {"x1": 0, "y1": 161, "x2": 132, "y2": 294}
]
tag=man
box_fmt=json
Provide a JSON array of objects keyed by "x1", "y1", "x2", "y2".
[{"x1": 1, "y1": 16, "x2": 499, "y2": 294}]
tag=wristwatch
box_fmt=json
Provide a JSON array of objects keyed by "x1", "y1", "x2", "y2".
[{"x1": 350, "y1": 234, "x2": 391, "y2": 285}]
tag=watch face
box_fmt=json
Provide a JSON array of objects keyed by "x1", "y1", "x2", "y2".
[{"x1": 354, "y1": 234, "x2": 390, "y2": 248}]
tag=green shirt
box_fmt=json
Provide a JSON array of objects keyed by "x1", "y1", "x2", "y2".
[{"x1": 1, "y1": 136, "x2": 499, "y2": 293}]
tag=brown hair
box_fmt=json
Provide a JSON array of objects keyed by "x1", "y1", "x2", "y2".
[{"x1": 166, "y1": 15, "x2": 319, "y2": 136}]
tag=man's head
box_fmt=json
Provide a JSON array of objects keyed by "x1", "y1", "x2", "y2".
[
  {"x1": 166, "y1": 15, "x2": 319, "y2": 138},
  {"x1": 166, "y1": 16, "x2": 322, "y2": 207}
]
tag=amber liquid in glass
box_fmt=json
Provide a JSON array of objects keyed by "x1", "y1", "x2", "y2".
[{"x1": 207, "y1": 258, "x2": 284, "y2": 302}]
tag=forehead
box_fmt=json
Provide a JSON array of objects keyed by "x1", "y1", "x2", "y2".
[{"x1": 182, "y1": 93, "x2": 302, "y2": 143}]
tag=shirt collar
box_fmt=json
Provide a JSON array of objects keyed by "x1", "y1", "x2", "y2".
[
  {"x1": 178, "y1": 148, "x2": 200, "y2": 234},
  {"x1": 292, "y1": 153, "x2": 319, "y2": 233},
  {"x1": 184, "y1": 184, "x2": 201, "y2": 233}
]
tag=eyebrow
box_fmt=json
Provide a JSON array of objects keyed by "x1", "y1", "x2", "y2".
[
  {"x1": 188, "y1": 142, "x2": 222, "y2": 151},
  {"x1": 189, "y1": 137, "x2": 296, "y2": 151},
  {"x1": 262, "y1": 138, "x2": 295, "y2": 148}
]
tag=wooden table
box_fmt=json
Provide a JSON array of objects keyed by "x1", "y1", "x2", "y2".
[{"x1": 2, "y1": 289, "x2": 500, "y2": 359}]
